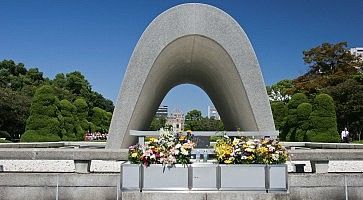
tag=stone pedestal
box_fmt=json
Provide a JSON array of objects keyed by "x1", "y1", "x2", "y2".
[
  {"x1": 74, "y1": 160, "x2": 91, "y2": 173},
  {"x1": 310, "y1": 161, "x2": 329, "y2": 173},
  {"x1": 121, "y1": 191, "x2": 290, "y2": 200}
]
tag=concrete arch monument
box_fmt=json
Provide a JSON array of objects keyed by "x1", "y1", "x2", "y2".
[{"x1": 107, "y1": 3, "x2": 276, "y2": 149}]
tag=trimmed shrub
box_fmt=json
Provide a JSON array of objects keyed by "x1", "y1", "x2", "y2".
[
  {"x1": 295, "y1": 103, "x2": 313, "y2": 141},
  {"x1": 287, "y1": 93, "x2": 308, "y2": 109},
  {"x1": 271, "y1": 101, "x2": 288, "y2": 131},
  {"x1": 306, "y1": 94, "x2": 340, "y2": 142},
  {"x1": 59, "y1": 99, "x2": 77, "y2": 140},
  {"x1": 21, "y1": 86, "x2": 61, "y2": 142},
  {"x1": 297, "y1": 103, "x2": 312, "y2": 120},
  {"x1": 21, "y1": 130, "x2": 60, "y2": 142}
]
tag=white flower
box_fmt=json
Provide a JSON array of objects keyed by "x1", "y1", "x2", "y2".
[
  {"x1": 174, "y1": 149, "x2": 180, "y2": 155},
  {"x1": 175, "y1": 143, "x2": 182, "y2": 149},
  {"x1": 272, "y1": 153, "x2": 279, "y2": 161},
  {"x1": 181, "y1": 148, "x2": 189, "y2": 155}
]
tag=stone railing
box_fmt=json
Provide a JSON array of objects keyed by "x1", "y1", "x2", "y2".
[
  {"x1": 1, "y1": 130, "x2": 363, "y2": 173},
  {"x1": 1, "y1": 147, "x2": 363, "y2": 174},
  {"x1": 0, "y1": 148, "x2": 127, "y2": 173}
]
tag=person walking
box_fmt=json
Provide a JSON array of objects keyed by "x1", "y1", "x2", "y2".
[{"x1": 341, "y1": 127, "x2": 349, "y2": 143}]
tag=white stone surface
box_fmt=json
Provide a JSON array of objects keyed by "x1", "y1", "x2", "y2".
[
  {"x1": 0, "y1": 160, "x2": 122, "y2": 172},
  {"x1": 0, "y1": 160, "x2": 362, "y2": 173}
]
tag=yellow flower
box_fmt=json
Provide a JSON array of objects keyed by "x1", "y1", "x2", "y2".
[
  {"x1": 148, "y1": 137, "x2": 158, "y2": 142},
  {"x1": 258, "y1": 147, "x2": 268, "y2": 154},
  {"x1": 224, "y1": 159, "x2": 233, "y2": 164},
  {"x1": 179, "y1": 135, "x2": 186, "y2": 141},
  {"x1": 131, "y1": 152, "x2": 138, "y2": 158},
  {"x1": 232, "y1": 138, "x2": 240, "y2": 146},
  {"x1": 183, "y1": 143, "x2": 191, "y2": 149}
]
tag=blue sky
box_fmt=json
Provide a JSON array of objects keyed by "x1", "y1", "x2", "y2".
[{"x1": 1, "y1": 0, "x2": 362, "y2": 115}]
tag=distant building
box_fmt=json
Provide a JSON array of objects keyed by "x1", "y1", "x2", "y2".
[
  {"x1": 166, "y1": 108, "x2": 184, "y2": 132},
  {"x1": 350, "y1": 48, "x2": 363, "y2": 73},
  {"x1": 155, "y1": 105, "x2": 168, "y2": 118},
  {"x1": 350, "y1": 47, "x2": 363, "y2": 59},
  {"x1": 208, "y1": 106, "x2": 220, "y2": 120}
]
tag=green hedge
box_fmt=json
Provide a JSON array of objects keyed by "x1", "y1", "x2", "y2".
[
  {"x1": 306, "y1": 94, "x2": 340, "y2": 142},
  {"x1": 21, "y1": 130, "x2": 61, "y2": 142}
]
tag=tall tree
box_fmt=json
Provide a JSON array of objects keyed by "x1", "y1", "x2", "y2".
[
  {"x1": 0, "y1": 88, "x2": 31, "y2": 140},
  {"x1": 184, "y1": 110, "x2": 203, "y2": 131},
  {"x1": 149, "y1": 116, "x2": 166, "y2": 131},
  {"x1": 323, "y1": 76, "x2": 363, "y2": 140},
  {"x1": 303, "y1": 42, "x2": 362, "y2": 75},
  {"x1": 267, "y1": 79, "x2": 295, "y2": 102},
  {"x1": 90, "y1": 107, "x2": 112, "y2": 132},
  {"x1": 65, "y1": 71, "x2": 91, "y2": 98}
]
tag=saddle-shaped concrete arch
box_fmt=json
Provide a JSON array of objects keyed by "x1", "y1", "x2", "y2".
[{"x1": 106, "y1": 3, "x2": 276, "y2": 149}]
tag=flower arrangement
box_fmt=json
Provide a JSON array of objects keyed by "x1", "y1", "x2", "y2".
[
  {"x1": 128, "y1": 129, "x2": 195, "y2": 167},
  {"x1": 214, "y1": 135, "x2": 288, "y2": 164}
]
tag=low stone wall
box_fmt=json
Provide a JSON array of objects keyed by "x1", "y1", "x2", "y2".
[
  {"x1": 289, "y1": 173, "x2": 363, "y2": 200},
  {"x1": 0, "y1": 173, "x2": 362, "y2": 200}
]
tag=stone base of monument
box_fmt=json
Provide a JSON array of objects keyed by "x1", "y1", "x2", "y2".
[
  {"x1": 121, "y1": 191, "x2": 291, "y2": 200},
  {"x1": 121, "y1": 163, "x2": 288, "y2": 192}
]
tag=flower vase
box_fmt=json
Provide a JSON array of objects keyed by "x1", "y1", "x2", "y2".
[
  {"x1": 268, "y1": 164, "x2": 288, "y2": 191},
  {"x1": 142, "y1": 164, "x2": 190, "y2": 190},
  {"x1": 121, "y1": 162, "x2": 141, "y2": 191},
  {"x1": 219, "y1": 164, "x2": 267, "y2": 191}
]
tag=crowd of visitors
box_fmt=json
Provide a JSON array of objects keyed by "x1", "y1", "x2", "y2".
[{"x1": 84, "y1": 132, "x2": 108, "y2": 141}]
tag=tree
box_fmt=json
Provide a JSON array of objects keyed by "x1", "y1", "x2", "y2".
[
  {"x1": 281, "y1": 93, "x2": 309, "y2": 141},
  {"x1": 0, "y1": 60, "x2": 27, "y2": 89},
  {"x1": 199, "y1": 117, "x2": 224, "y2": 131},
  {"x1": 0, "y1": 88, "x2": 31, "y2": 140},
  {"x1": 306, "y1": 94, "x2": 340, "y2": 142},
  {"x1": 65, "y1": 71, "x2": 91, "y2": 98},
  {"x1": 149, "y1": 117, "x2": 166, "y2": 131},
  {"x1": 0, "y1": 60, "x2": 115, "y2": 141},
  {"x1": 88, "y1": 91, "x2": 114, "y2": 113},
  {"x1": 21, "y1": 86, "x2": 61, "y2": 142},
  {"x1": 90, "y1": 107, "x2": 112, "y2": 133},
  {"x1": 323, "y1": 76, "x2": 363, "y2": 140},
  {"x1": 295, "y1": 103, "x2": 313, "y2": 141},
  {"x1": 268, "y1": 80, "x2": 295, "y2": 102},
  {"x1": 271, "y1": 101, "x2": 288, "y2": 131},
  {"x1": 303, "y1": 42, "x2": 362, "y2": 75},
  {"x1": 59, "y1": 99, "x2": 77, "y2": 140},
  {"x1": 184, "y1": 110, "x2": 203, "y2": 131}
]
